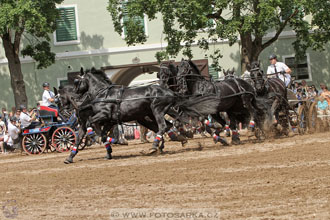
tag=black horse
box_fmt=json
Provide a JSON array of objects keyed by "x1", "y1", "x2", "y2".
[
  {"x1": 176, "y1": 60, "x2": 263, "y2": 144},
  {"x1": 64, "y1": 67, "x2": 181, "y2": 163},
  {"x1": 158, "y1": 62, "x2": 179, "y2": 92},
  {"x1": 249, "y1": 61, "x2": 291, "y2": 135}
]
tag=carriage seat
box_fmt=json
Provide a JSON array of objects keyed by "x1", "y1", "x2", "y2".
[{"x1": 38, "y1": 105, "x2": 58, "y2": 123}]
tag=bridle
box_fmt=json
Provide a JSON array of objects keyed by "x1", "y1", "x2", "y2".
[{"x1": 250, "y1": 67, "x2": 266, "y2": 91}]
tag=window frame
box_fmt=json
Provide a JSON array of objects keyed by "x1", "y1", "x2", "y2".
[
  {"x1": 282, "y1": 53, "x2": 312, "y2": 82},
  {"x1": 54, "y1": 5, "x2": 80, "y2": 46}
]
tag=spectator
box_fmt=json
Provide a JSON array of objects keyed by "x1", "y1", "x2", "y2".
[
  {"x1": 1, "y1": 108, "x2": 8, "y2": 129},
  {"x1": 318, "y1": 83, "x2": 327, "y2": 96},
  {"x1": 15, "y1": 109, "x2": 21, "y2": 122},
  {"x1": 0, "y1": 114, "x2": 5, "y2": 153},
  {"x1": 0, "y1": 114, "x2": 6, "y2": 134},
  {"x1": 306, "y1": 86, "x2": 317, "y2": 99},
  {"x1": 296, "y1": 87, "x2": 306, "y2": 100},
  {"x1": 310, "y1": 85, "x2": 318, "y2": 95},
  {"x1": 0, "y1": 131, "x2": 13, "y2": 154},
  {"x1": 320, "y1": 86, "x2": 330, "y2": 105},
  {"x1": 301, "y1": 80, "x2": 308, "y2": 94},
  {"x1": 292, "y1": 81, "x2": 300, "y2": 94},
  {"x1": 10, "y1": 107, "x2": 16, "y2": 117},
  {"x1": 8, "y1": 117, "x2": 21, "y2": 150},
  {"x1": 19, "y1": 105, "x2": 39, "y2": 129}
]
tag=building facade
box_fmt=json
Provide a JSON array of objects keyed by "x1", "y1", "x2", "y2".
[{"x1": 0, "y1": 0, "x2": 329, "y2": 108}]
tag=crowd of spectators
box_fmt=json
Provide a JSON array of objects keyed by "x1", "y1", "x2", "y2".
[
  {"x1": 0, "y1": 104, "x2": 40, "y2": 154},
  {"x1": 291, "y1": 80, "x2": 330, "y2": 116}
]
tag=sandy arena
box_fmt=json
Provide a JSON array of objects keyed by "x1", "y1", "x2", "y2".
[{"x1": 1, "y1": 131, "x2": 330, "y2": 219}]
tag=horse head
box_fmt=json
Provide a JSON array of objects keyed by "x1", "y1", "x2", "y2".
[
  {"x1": 74, "y1": 67, "x2": 112, "y2": 96},
  {"x1": 249, "y1": 61, "x2": 265, "y2": 92},
  {"x1": 74, "y1": 68, "x2": 89, "y2": 95},
  {"x1": 159, "y1": 62, "x2": 178, "y2": 91},
  {"x1": 223, "y1": 68, "x2": 236, "y2": 79},
  {"x1": 177, "y1": 59, "x2": 202, "y2": 94}
]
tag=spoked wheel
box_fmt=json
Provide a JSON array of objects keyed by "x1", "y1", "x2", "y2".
[
  {"x1": 22, "y1": 133, "x2": 47, "y2": 155},
  {"x1": 308, "y1": 102, "x2": 318, "y2": 133},
  {"x1": 297, "y1": 104, "x2": 308, "y2": 134},
  {"x1": 52, "y1": 127, "x2": 76, "y2": 152}
]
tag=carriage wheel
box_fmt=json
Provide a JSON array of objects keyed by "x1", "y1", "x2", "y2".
[
  {"x1": 297, "y1": 104, "x2": 308, "y2": 135},
  {"x1": 22, "y1": 133, "x2": 47, "y2": 155},
  {"x1": 308, "y1": 102, "x2": 319, "y2": 133},
  {"x1": 52, "y1": 127, "x2": 76, "y2": 152}
]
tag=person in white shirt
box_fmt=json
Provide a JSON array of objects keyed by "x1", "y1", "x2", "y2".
[
  {"x1": 0, "y1": 131, "x2": 13, "y2": 154},
  {"x1": 8, "y1": 117, "x2": 21, "y2": 150},
  {"x1": 267, "y1": 54, "x2": 292, "y2": 87},
  {"x1": 42, "y1": 82, "x2": 56, "y2": 108},
  {"x1": 19, "y1": 105, "x2": 39, "y2": 129}
]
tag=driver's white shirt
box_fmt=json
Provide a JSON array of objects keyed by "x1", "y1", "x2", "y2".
[
  {"x1": 267, "y1": 62, "x2": 291, "y2": 87},
  {"x1": 42, "y1": 89, "x2": 55, "y2": 106}
]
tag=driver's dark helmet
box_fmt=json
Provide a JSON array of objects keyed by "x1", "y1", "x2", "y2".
[
  {"x1": 269, "y1": 54, "x2": 277, "y2": 60},
  {"x1": 42, "y1": 82, "x2": 50, "y2": 87},
  {"x1": 19, "y1": 104, "x2": 26, "y2": 111}
]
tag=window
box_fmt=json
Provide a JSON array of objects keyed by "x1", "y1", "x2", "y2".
[
  {"x1": 283, "y1": 54, "x2": 312, "y2": 81},
  {"x1": 57, "y1": 78, "x2": 69, "y2": 87},
  {"x1": 208, "y1": 66, "x2": 218, "y2": 79},
  {"x1": 54, "y1": 6, "x2": 80, "y2": 45},
  {"x1": 121, "y1": 2, "x2": 147, "y2": 38}
]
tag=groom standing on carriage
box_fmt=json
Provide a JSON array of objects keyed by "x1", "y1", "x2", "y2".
[{"x1": 267, "y1": 54, "x2": 292, "y2": 87}]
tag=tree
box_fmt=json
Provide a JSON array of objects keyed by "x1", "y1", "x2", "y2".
[
  {"x1": 108, "y1": 0, "x2": 330, "y2": 72},
  {"x1": 0, "y1": 0, "x2": 63, "y2": 107}
]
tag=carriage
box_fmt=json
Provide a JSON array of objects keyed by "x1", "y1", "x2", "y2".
[{"x1": 21, "y1": 106, "x2": 78, "y2": 155}]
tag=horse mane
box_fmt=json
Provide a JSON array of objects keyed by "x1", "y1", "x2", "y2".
[
  {"x1": 188, "y1": 60, "x2": 201, "y2": 75},
  {"x1": 89, "y1": 67, "x2": 112, "y2": 85}
]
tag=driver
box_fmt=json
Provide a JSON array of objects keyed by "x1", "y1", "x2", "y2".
[
  {"x1": 42, "y1": 82, "x2": 57, "y2": 108},
  {"x1": 267, "y1": 54, "x2": 292, "y2": 87}
]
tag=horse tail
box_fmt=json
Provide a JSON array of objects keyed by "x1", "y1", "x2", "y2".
[{"x1": 175, "y1": 95, "x2": 220, "y2": 117}]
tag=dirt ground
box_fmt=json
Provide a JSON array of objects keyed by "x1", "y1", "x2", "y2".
[{"x1": 0, "y1": 131, "x2": 330, "y2": 220}]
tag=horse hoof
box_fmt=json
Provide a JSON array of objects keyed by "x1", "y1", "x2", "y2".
[
  {"x1": 231, "y1": 138, "x2": 241, "y2": 145},
  {"x1": 181, "y1": 140, "x2": 187, "y2": 147},
  {"x1": 220, "y1": 138, "x2": 229, "y2": 146},
  {"x1": 64, "y1": 159, "x2": 73, "y2": 164}
]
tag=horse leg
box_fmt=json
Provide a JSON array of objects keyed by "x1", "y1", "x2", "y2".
[
  {"x1": 208, "y1": 114, "x2": 229, "y2": 146},
  {"x1": 252, "y1": 98, "x2": 267, "y2": 140},
  {"x1": 228, "y1": 113, "x2": 240, "y2": 145},
  {"x1": 137, "y1": 118, "x2": 163, "y2": 154},
  {"x1": 150, "y1": 104, "x2": 173, "y2": 152},
  {"x1": 64, "y1": 125, "x2": 85, "y2": 164}
]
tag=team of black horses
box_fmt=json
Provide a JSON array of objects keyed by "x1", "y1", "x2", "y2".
[{"x1": 57, "y1": 59, "x2": 292, "y2": 164}]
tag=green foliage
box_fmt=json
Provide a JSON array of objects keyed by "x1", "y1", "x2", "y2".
[
  {"x1": 108, "y1": 0, "x2": 330, "y2": 66},
  {"x1": 0, "y1": 0, "x2": 64, "y2": 69},
  {"x1": 21, "y1": 41, "x2": 55, "y2": 69}
]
